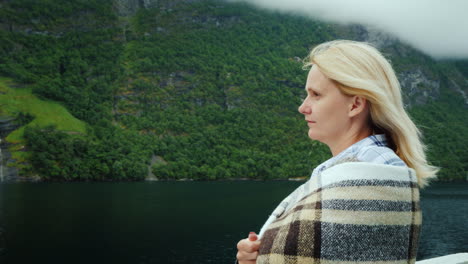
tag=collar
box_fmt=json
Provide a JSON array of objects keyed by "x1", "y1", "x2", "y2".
[{"x1": 311, "y1": 134, "x2": 389, "y2": 177}]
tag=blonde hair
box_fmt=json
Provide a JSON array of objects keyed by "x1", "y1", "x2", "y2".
[{"x1": 304, "y1": 40, "x2": 437, "y2": 187}]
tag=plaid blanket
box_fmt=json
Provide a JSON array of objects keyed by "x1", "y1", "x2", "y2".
[{"x1": 257, "y1": 161, "x2": 421, "y2": 264}]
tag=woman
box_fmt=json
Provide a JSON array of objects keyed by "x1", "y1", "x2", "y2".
[{"x1": 236, "y1": 40, "x2": 437, "y2": 264}]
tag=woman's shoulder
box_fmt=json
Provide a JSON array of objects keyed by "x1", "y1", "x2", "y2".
[
  {"x1": 357, "y1": 144, "x2": 407, "y2": 167},
  {"x1": 321, "y1": 160, "x2": 418, "y2": 188}
]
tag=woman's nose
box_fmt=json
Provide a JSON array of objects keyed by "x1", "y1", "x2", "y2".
[{"x1": 298, "y1": 99, "x2": 311, "y2": 115}]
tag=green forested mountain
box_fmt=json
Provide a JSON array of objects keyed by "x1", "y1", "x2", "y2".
[{"x1": 0, "y1": 0, "x2": 467, "y2": 181}]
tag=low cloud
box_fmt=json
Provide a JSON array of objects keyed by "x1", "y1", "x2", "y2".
[{"x1": 229, "y1": 0, "x2": 468, "y2": 59}]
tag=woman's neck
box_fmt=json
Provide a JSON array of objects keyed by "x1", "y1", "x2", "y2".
[{"x1": 328, "y1": 127, "x2": 372, "y2": 157}]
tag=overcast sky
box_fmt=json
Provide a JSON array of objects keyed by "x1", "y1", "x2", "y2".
[{"x1": 230, "y1": 0, "x2": 468, "y2": 59}]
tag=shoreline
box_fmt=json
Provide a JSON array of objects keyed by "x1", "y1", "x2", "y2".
[{"x1": 1, "y1": 176, "x2": 467, "y2": 183}]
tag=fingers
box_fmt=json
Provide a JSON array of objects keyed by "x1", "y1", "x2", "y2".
[
  {"x1": 248, "y1": 232, "x2": 258, "y2": 241},
  {"x1": 237, "y1": 238, "x2": 261, "y2": 253},
  {"x1": 236, "y1": 250, "x2": 258, "y2": 262},
  {"x1": 236, "y1": 232, "x2": 261, "y2": 263},
  {"x1": 238, "y1": 261, "x2": 256, "y2": 264}
]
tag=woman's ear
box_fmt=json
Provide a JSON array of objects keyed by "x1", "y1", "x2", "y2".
[{"x1": 348, "y1": 96, "x2": 368, "y2": 117}]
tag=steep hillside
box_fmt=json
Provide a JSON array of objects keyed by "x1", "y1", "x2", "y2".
[
  {"x1": 0, "y1": 0, "x2": 466, "y2": 181},
  {"x1": 0, "y1": 77, "x2": 87, "y2": 177}
]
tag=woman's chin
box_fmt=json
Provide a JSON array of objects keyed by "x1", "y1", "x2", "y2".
[
  {"x1": 308, "y1": 131, "x2": 329, "y2": 146},
  {"x1": 307, "y1": 130, "x2": 320, "y2": 141}
]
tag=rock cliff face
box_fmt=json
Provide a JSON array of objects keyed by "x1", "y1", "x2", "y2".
[
  {"x1": 115, "y1": 0, "x2": 158, "y2": 16},
  {"x1": 449, "y1": 78, "x2": 468, "y2": 105},
  {"x1": 0, "y1": 118, "x2": 19, "y2": 181},
  {"x1": 114, "y1": 0, "x2": 200, "y2": 16},
  {"x1": 364, "y1": 27, "x2": 442, "y2": 106},
  {"x1": 349, "y1": 24, "x2": 399, "y2": 50},
  {"x1": 346, "y1": 24, "x2": 466, "y2": 106},
  {"x1": 398, "y1": 68, "x2": 440, "y2": 106}
]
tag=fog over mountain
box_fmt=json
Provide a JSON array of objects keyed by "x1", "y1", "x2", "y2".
[{"x1": 230, "y1": 0, "x2": 468, "y2": 59}]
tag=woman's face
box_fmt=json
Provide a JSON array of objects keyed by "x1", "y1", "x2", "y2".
[{"x1": 298, "y1": 65, "x2": 354, "y2": 145}]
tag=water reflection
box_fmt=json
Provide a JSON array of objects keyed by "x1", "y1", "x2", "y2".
[{"x1": 0, "y1": 181, "x2": 466, "y2": 263}]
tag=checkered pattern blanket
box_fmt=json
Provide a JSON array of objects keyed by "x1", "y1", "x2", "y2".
[{"x1": 257, "y1": 161, "x2": 421, "y2": 264}]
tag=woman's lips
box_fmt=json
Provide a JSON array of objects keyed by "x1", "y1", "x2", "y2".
[{"x1": 307, "y1": 120, "x2": 316, "y2": 126}]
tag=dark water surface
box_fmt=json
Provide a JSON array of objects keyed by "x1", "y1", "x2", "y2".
[{"x1": 0, "y1": 181, "x2": 467, "y2": 263}]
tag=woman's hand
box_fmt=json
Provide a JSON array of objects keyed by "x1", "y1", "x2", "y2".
[{"x1": 236, "y1": 232, "x2": 261, "y2": 264}]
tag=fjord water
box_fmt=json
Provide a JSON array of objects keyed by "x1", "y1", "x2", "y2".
[{"x1": 0, "y1": 181, "x2": 467, "y2": 264}]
